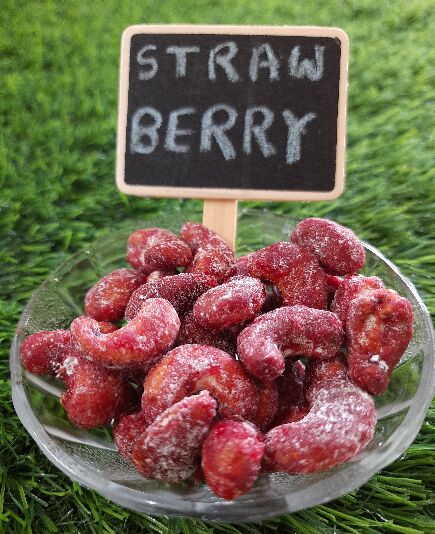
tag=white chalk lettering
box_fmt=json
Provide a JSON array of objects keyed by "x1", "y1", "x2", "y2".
[
  {"x1": 200, "y1": 104, "x2": 237, "y2": 160},
  {"x1": 243, "y1": 106, "x2": 276, "y2": 157},
  {"x1": 288, "y1": 45, "x2": 324, "y2": 81},
  {"x1": 249, "y1": 43, "x2": 280, "y2": 82},
  {"x1": 136, "y1": 44, "x2": 158, "y2": 81},
  {"x1": 166, "y1": 46, "x2": 200, "y2": 77},
  {"x1": 282, "y1": 110, "x2": 316, "y2": 164},
  {"x1": 208, "y1": 42, "x2": 240, "y2": 83},
  {"x1": 130, "y1": 107, "x2": 162, "y2": 154},
  {"x1": 164, "y1": 107, "x2": 195, "y2": 153}
]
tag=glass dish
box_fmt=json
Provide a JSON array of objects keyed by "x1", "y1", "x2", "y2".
[{"x1": 10, "y1": 210, "x2": 434, "y2": 522}]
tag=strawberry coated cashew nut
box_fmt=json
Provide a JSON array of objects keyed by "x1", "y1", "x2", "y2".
[
  {"x1": 237, "y1": 305, "x2": 344, "y2": 381},
  {"x1": 71, "y1": 298, "x2": 180, "y2": 368}
]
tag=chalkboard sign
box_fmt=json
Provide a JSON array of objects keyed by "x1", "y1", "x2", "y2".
[{"x1": 117, "y1": 25, "x2": 348, "y2": 201}]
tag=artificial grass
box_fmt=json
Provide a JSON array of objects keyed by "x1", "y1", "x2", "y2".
[{"x1": 0, "y1": 0, "x2": 434, "y2": 532}]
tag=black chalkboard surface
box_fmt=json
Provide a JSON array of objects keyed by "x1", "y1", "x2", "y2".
[{"x1": 117, "y1": 25, "x2": 348, "y2": 201}]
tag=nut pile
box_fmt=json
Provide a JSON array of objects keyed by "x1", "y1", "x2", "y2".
[{"x1": 20, "y1": 218, "x2": 413, "y2": 500}]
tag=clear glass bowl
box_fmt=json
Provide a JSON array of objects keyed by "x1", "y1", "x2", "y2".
[{"x1": 10, "y1": 211, "x2": 434, "y2": 522}]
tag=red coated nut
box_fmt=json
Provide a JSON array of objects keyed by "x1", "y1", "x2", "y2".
[
  {"x1": 58, "y1": 354, "x2": 127, "y2": 429},
  {"x1": 141, "y1": 344, "x2": 258, "y2": 424},
  {"x1": 264, "y1": 379, "x2": 376, "y2": 473},
  {"x1": 252, "y1": 380, "x2": 279, "y2": 432},
  {"x1": 20, "y1": 329, "x2": 72, "y2": 375},
  {"x1": 187, "y1": 235, "x2": 236, "y2": 283},
  {"x1": 330, "y1": 274, "x2": 385, "y2": 327},
  {"x1": 347, "y1": 289, "x2": 413, "y2": 396},
  {"x1": 202, "y1": 420, "x2": 265, "y2": 500},
  {"x1": 71, "y1": 298, "x2": 180, "y2": 368},
  {"x1": 192, "y1": 276, "x2": 266, "y2": 330},
  {"x1": 176, "y1": 312, "x2": 237, "y2": 356},
  {"x1": 304, "y1": 352, "x2": 348, "y2": 402},
  {"x1": 133, "y1": 391, "x2": 217, "y2": 483},
  {"x1": 180, "y1": 222, "x2": 217, "y2": 253},
  {"x1": 126, "y1": 228, "x2": 192, "y2": 273},
  {"x1": 246, "y1": 242, "x2": 328, "y2": 309},
  {"x1": 84, "y1": 268, "x2": 146, "y2": 322},
  {"x1": 125, "y1": 273, "x2": 216, "y2": 320},
  {"x1": 276, "y1": 360, "x2": 306, "y2": 414},
  {"x1": 290, "y1": 218, "x2": 366, "y2": 275},
  {"x1": 113, "y1": 411, "x2": 149, "y2": 461},
  {"x1": 237, "y1": 306, "x2": 344, "y2": 381}
]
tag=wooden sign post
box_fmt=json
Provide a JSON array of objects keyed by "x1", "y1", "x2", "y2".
[{"x1": 116, "y1": 25, "x2": 349, "y2": 248}]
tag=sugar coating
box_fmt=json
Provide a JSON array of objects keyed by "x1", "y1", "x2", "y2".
[
  {"x1": 125, "y1": 272, "x2": 216, "y2": 320},
  {"x1": 71, "y1": 298, "x2": 180, "y2": 368},
  {"x1": 202, "y1": 420, "x2": 265, "y2": 500},
  {"x1": 85, "y1": 268, "x2": 145, "y2": 322},
  {"x1": 246, "y1": 241, "x2": 328, "y2": 309},
  {"x1": 290, "y1": 218, "x2": 366, "y2": 276},
  {"x1": 126, "y1": 227, "x2": 192, "y2": 273},
  {"x1": 264, "y1": 379, "x2": 376, "y2": 473},
  {"x1": 347, "y1": 288, "x2": 413, "y2": 396},
  {"x1": 330, "y1": 274, "x2": 385, "y2": 327},
  {"x1": 237, "y1": 305, "x2": 344, "y2": 381},
  {"x1": 192, "y1": 276, "x2": 266, "y2": 330},
  {"x1": 141, "y1": 344, "x2": 258, "y2": 424},
  {"x1": 133, "y1": 391, "x2": 217, "y2": 483}
]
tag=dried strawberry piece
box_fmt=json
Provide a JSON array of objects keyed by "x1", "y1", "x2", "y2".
[
  {"x1": 290, "y1": 218, "x2": 366, "y2": 275},
  {"x1": 192, "y1": 276, "x2": 266, "y2": 330},
  {"x1": 84, "y1": 268, "x2": 146, "y2": 322},
  {"x1": 113, "y1": 411, "x2": 149, "y2": 461},
  {"x1": 125, "y1": 273, "x2": 216, "y2": 320},
  {"x1": 347, "y1": 288, "x2": 413, "y2": 396},
  {"x1": 133, "y1": 391, "x2": 217, "y2": 483},
  {"x1": 264, "y1": 379, "x2": 376, "y2": 474},
  {"x1": 126, "y1": 228, "x2": 192, "y2": 273},
  {"x1": 187, "y1": 236, "x2": 236, "y2": 283},
  {"x1": 146, "y1": 269, "x2": 178, "y2": 282},
  {"x1": 180, "y1": 222, "x2": 217, "y2": 253},
  {"x1": 237, "y1": 306, "x2": 344, "y2": 381},
  {"x1": 71, "y1": 298, "x2": 180, "y2": 368},
  {"x1": 252, "y1": 380, "x2": 279, "y2": 432},
  {"x1": 304, "y1": 352, "x2": 348, "y2": 402},
  {"x1": 20, "y1": 329, "x2": 72, "y2": 375},
  {"x1": 176, "y1": 312, "x2": 237, "y2": 356},
  {"x1": 330, "y1": 274, "x2": 385, "y2": 327},
  {"x1": 202, "y1": 420, "x2": 265, "y2": 500},
  {"x1": 142, "y1": 344, "x2": 258, "y2": 424},
  {"x1": 58, "y1": 354, "x2": 126, "y2": 429},
  {"x1": 246, "y1": 242, "x2": 328, "y2": 309}
]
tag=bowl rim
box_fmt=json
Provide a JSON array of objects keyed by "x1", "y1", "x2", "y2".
[{"x1": 10, "y1": 215, "x2": 435, "y2": 522}]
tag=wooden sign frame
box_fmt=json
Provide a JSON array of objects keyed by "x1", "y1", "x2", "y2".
[{"x1": 116, "y1": 24, "x2": 349, "y2": 202}]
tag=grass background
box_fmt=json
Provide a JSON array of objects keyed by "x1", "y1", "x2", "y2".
[{"x1": 0, "y1": 0, "x2": 434, "y2": 532}]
